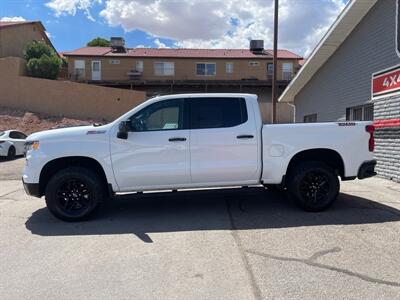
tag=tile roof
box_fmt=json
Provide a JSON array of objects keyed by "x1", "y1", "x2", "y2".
[
  {"x1": 63, "y1": 47, "x2": 302, "y2": 59},
  {"x1": 0, "y1": 21, "x2": 38, "y2": 28}
]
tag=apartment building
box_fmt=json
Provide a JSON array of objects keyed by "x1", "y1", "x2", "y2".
[{"x1": 63, "y1": 40, "x2": 303, "y2": 123}]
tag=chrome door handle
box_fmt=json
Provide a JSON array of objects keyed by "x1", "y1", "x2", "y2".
[
  {"x1": 237, "y1": 135, "x2": 254, "y2": 139},
  {"x1": 168, "y1": 137, "x2": 187, "y2": 142}
]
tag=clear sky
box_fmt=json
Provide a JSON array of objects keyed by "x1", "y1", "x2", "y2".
[{"x1": 0, "y1": 0, "x2": 349, "y2": 56}]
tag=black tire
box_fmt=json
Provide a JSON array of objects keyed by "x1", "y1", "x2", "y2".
[
  {"x1": 287, "y1": 161, "x2": 339, "y2": 212},
  {"x1": 7, "y1": 146, "x2": 16, "y2": 160},
  {"x1": 45, "y1": 167, "x2": 104, "y2": 221}
]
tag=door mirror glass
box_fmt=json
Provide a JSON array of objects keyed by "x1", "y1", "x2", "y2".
[{"x1": 117, "y1": 121, "x2": 129, "y2": 139}]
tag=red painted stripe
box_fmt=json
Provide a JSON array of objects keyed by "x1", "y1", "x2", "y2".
[{"x1": 373, "y1": 118, "x2": 400, "y2": 128}]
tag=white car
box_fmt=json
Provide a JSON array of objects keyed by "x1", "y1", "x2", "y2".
[
  {"x1": 0, "y1": 130, "x2": 27, "y2": 159},
  {"x1": 23, "y1": 94, "x2": 376, "y2": 221}
]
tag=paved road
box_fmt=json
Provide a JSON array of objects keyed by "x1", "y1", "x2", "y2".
[
  {"x1": 1, "y1": 158, "x2": 400, "y2": 299},
  {"x1": 0, "y1": 156, "x2": 25, "y2": 180}
]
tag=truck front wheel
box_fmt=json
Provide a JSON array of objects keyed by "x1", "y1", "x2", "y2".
[
  {"x1": 288, "y1": 161, "x2": 339, "y2": 212},
  {"x1": 45, "y1": 167, "x2": 104, "y2": 221}
]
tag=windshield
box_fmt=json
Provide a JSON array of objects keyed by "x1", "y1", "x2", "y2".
[{"x1": 0, "y1": 131, "x2": 4, "y2": 136}]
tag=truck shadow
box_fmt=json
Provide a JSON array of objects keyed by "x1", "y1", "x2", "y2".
[{"x1": 25, "y1": 188, "x2": 400, "y2": 243}]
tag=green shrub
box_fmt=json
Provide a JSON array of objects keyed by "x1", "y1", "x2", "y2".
[
  {"x1": 24, "y1": 41, "x2": 62, "y2": 80},
  {"x1": 26, "y1": 54, "x2": 62, "y2": 80}
]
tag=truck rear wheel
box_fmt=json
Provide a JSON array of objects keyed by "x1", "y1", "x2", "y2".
[
  {"x1": 45, "y1": 167, "x2": 104, "y2": 221},
  {"x1": 288, "y1": 161, "x2": 339, "y2": 212}
]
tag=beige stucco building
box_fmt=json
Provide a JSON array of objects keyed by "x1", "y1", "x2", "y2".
[
  {"x1": 0, "y1": 21, "x2": 55, "y2": 58},
  {"x1": 64, "y1": 41, "x2": 303, "y2": 123},
  {"x1": 64, "y1": 46, "x2": 302, "y2": 83}
]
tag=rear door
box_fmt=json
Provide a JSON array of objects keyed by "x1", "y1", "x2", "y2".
[{"x1": 189, "y1": 97, "x2": 259, "y2": 185}]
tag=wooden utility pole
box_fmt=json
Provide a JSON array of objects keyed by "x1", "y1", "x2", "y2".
[{"x1": 271, "y1": 0, "x2": 279, "y2": 124}]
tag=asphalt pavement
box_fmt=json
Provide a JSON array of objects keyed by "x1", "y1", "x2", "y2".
[{"x1": 1, "y1": 158, "x2": 400, "y2": 299}]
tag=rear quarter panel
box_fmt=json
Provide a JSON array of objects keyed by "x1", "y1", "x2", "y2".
[{"x1": 261, "y1": 122, "x2": 374, "y2": 183}]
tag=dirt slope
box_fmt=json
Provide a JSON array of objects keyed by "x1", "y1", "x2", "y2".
[{"x1": 0, "y1": 107, "x2": 100, "y2": 135}]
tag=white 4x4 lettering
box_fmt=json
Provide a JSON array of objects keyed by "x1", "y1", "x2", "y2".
[{"x1": 383, "y1": 75, "x2": 399, "y2": 88}]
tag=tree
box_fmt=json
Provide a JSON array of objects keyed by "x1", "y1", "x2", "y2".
[
  {"x1": 24, "y1": 41, "x2": 62, "y2": 80},
  {"x1": 24, "y1": 41, "x2": 53, "y2": 60},
  {"x1": 87, "y1": 37, "x2": 110, "y2": 47}
]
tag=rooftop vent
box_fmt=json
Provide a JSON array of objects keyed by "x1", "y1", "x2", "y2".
[
  {"x1": 250, "y1": 40, "x2": 264, "y2": 54},
  {"x1": 110, "y1": 37, "x2": 126, "y2": 53}
]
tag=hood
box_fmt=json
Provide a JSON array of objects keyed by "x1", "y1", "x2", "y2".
[{"x1": 27, "y1": 124, "x2": 111, "y2": 142}]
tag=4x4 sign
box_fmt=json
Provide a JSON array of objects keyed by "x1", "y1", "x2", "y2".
[{"x1": 372, "y1": 65, "x2": 400, "y2": 98}]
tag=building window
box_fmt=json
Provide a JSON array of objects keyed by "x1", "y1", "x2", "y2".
[
  {"x1": 226, "y1": 63, "x2": 233, "y2": 74},
  {"x1": 346, "y1": 104, "x2": 374, "y2": 121},
  {"x1": 196, "y1": 63, "x2": 216, "y2": 76},
  {"x1": 109, "y1": 59, "x2": 120, "y2": 64},
  {"x1": 267, "y1": 63, "x2": 273, "y2": 79},
  {"x1": 136, "y1": 60, "x2": 143, "y2": 72},
  {"x1": 154, "y1": 62, "x2": 174, "y2": 76},
  {"x1": 249, "y1": 61, "x2": 259, "y2": 67},
  {"x1": 282, "y1": 62, "x2": 293, "y2": 80},
  {"x1": 304, "y1": 114, "x2": 317, "y2": 123},
  {"x1": 74, "y1": 60, "x2": 85, "y2": 80}
]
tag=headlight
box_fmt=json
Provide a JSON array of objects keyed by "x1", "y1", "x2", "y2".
[{"x1": 25, "y1": 141, "x2": 40, "y2": 152}]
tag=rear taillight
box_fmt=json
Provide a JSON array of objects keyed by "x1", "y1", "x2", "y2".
[{"x1": 366, "y1": 125, "x2": 375, "y2": 152}]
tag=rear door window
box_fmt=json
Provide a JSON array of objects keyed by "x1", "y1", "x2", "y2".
[{"x1": 189, "y1": 97, "x2": 247, "y2": 129}]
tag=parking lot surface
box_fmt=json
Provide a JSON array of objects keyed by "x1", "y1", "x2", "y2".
[{"x1": 1, "y1": 158, "x2": 400, "y2": 299}]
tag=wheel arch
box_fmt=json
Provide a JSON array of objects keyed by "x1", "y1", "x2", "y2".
[
  {"x1": 286, "y1": 148, "x2": 345, "y2": 181},
  {"x1": 7, "y1": 142, "x2": 15, "y2": 151},
  {"x1": 39, "y1": 156, "x2": 109, "y2": 197}
]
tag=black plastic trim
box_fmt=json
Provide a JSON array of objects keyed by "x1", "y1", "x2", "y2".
[
  {"x1": 342, "y1": 176, "x2": 357, "y2": 181},
  {"x1": 357, "y1": 160, "x2": 377, "y2": 180},
  {"x1": 107, "y1": 183, "x2": 115, "y2": 199},
  {"x1": 22, "y1": 179, "x2": 41, "y2": 198}
]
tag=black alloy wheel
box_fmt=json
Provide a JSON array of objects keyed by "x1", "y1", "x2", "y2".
[
  {"x1": 56, "y1": 178, "x2": 92, "y2": 216},
  {"x1": 45, "y1": 167, "x2": 104, "y2": 221},
  {"x1": 299, "y1": 171, "x2": 330, "y2": 206},
  {"x1": 288, "y1": 161, "x2": 339, "y2": 212}
]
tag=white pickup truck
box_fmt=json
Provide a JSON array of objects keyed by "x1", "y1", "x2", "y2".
[{"x1": 23, "y1": 94, "x2": 377, "y2": 221}]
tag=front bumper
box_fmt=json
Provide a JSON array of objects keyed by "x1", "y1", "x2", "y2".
[
  {"x1": 22, "y1": 178, "x2": 41, "y2": 198},
  {"x1": 358, "y1": 160, "x2": 377, "y2": 179}
]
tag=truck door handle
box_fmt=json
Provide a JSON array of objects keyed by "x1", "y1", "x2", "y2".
[
  {"x1": 237, "y1": 135, "x2": 254, "y2": 139},
  {"x1": 168, "y1": 137, "x2": 187, "y2": 142}
]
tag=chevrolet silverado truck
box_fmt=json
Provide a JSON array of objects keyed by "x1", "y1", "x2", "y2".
[{"x1": 23, "y1": 94, "x2": 377, "y2": 221}]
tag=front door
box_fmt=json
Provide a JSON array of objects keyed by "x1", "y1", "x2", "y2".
[
  {"x1": 110, "y1": 99, "x2": 191, "y2": 191},
  {"x1": 189, "y1": 97, "x2": 259, "y2": 185},
  {"x1": 91, "y1": 61, "x2": 101, "y2": 80}
]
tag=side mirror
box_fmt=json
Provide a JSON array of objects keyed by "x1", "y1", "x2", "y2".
[{"x1": 117, "y1": 121, "x2": 129, "y2": 139}]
